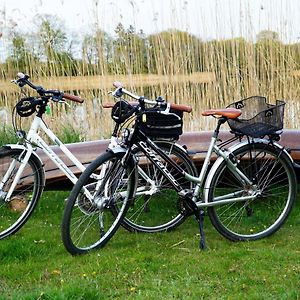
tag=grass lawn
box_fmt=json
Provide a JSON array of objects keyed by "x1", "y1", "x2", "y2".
[{"x1": 0, "y1": 190, "x2": 299, "y2": 299}]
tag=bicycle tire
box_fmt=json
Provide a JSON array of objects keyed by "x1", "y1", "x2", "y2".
[
  {"x1": 0, "y1": 147, "x2": 44, "y2": 239},
  {"x1": 61, "y1": 151, "x2": 136, "y2": 255},
  {"x1": 115, "y1": 141, "x2": 198, "y2": 233},
  {"x1": 207, "y1": 142, "x2": 297, "y2": 241}
]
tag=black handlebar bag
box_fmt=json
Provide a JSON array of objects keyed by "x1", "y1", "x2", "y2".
[{"x1": 138, "y1": 108, "x2": 183, "y2": 140}]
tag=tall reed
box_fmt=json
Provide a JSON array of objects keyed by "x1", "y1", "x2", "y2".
[{"x1": 1, "y1": 13, "x2": 300, "y2": 140}]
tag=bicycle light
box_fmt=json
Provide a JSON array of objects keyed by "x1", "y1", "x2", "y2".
[{"x1": 16, "y1": 130, "x2": 26, "y2": 140}]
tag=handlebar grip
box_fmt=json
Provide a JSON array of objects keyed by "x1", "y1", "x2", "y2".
[
  {"x1": 63, "y1": 93, "x2": 84, "y2": 103},
  {"x1": 17, "y1": 72, "x2": 26, "y2": 79},
  {"x1": 103, "y1": 103, "x2": 114, "y2": 108},
  {"x1": 170, "y1": 103, "x2": 192, "y2": 113}
]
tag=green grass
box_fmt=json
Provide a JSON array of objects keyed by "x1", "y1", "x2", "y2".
[
  {"x1": 0, "y1": 125, "x2": 18, "y2": 145},
  {"x1": 55, "y1": 124, "x2": 83, "y2": 144},
  {"x1": 0, "y1": 190, "x2": 299, "y2": 299}
]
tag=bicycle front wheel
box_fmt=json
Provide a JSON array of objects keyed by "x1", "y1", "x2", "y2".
[
  {"x1": 207, "y1": 142, "x2": 296, "y2": 241},
  {"x1": 62, "y1": 151, "x2": 136, "y2": 255},
  {"x1": 0, "y1": 148, "x2": 44, "y2": 239},
  {"x1": 118, "y1": 141, "x2": 197, "y2": 233}
]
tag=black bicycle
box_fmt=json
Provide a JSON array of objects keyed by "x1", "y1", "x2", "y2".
[{"x1": 62, "y1": 82, "x2": 297, "y2": 255}]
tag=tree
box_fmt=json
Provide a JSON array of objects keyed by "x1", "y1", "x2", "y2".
[
  {"x1": 35, "y1": 15, "x2": 78, "y2": 76},
  {"x1": 256, "y1": 30, "x2": 279, "y2": 42},
  {"x1": 81, "y1": 30, "x2": 112, "y2": 75},
  {"x1": 39, "y1": 16, "x2": 67, "y2": 59},
  {"x1": 111, "y1": 23, "x2": 147, "y2": 74},
  {"x1": 5, "y1": 30, "x2": 39, "y2": 77},
  {"x1": 147, "y1": 30, "x2": 203, "y2": 75}
]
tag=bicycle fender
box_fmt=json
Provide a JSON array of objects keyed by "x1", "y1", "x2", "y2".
[
  {"x1": 108, "y1": 145, "x2": 128, "y2": 154},
  {"x1": 203, "y1": 139, "x2": 293, "y2": 202},
  {"x1": 251, "y1": 138, "x2": 294, "y2": 163},
  {"x1": 3, "y1": 144, "x2": 32, "y2": 153},
  {"x1": 107, "y1": 146, "x2": 139, "y2": 199}
]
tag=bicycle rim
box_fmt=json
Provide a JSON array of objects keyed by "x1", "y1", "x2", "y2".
[
  {"x1": 208, "y1": 143, "x2": 296, "y2": 241},
  {"x1": 119, "y1": 142, "x2": 197, "y2": 233},
  {"x1": 62, "y1": 151, "x2": 136, "y2": 254},
  {"x1": 0, "y1": 148, "x2": 44, "y2": 239}
]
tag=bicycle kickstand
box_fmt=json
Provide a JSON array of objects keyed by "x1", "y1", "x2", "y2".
[
  {"x1": 196, "y1": 209, "x2": 206, "y2": 250},
  {"x1": 181, "y1": 196, "x2": 207, "y2": 250}
]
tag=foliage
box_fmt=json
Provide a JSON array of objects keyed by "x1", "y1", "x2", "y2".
[
  {"x1": 0, "y1": 125, "x2": 18, "y2": 145},
  {"x1": 3, "y1": 14, "x2": 300, "y2": 81}
]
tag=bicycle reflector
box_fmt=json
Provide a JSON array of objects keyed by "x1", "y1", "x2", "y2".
[
  {"x1": 16, "y1": 97, "x2": 37, "y2": 117},
  {"x1": 111, "y1": 100, "x2": 134, "y2": 124}
]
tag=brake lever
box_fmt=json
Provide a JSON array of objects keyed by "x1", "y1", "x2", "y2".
[
  {"x1": 50, "y1": 95, "x2": 69, "y2": 106},
  {"x1": 11, "y1": 79, "x2": 17, "y2": 85},
  {"x1": 62, "y1": 101, "x2": 70, "y2": 107},
  {"x1": 11, "y1": 79, "x2": 26, "y2": 88}
]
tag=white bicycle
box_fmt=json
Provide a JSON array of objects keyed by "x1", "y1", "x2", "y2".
[
  {"x1": 0, "y1": 73, "x2": 196, "y2": 239},
  {"x1": 0, "y1": 73, "x2": 87, "y2": 239}
]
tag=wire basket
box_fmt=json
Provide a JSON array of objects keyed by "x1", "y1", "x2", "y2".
[{"x1": 226, "y1": 96, "x2": 285, "y2": 138}]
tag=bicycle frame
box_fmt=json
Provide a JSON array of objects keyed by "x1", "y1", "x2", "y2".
[
  {"x1": 1, "y1": 115, "x2": 86, "y2": 201},
  {"x1": 1, "y1": 109, "x2": 165, "y2": 203},
  {"x1": 132, "y1": 126, "x2": 257, "y2": 209}
]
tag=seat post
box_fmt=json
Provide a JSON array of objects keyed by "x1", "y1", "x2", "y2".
[{"x1": 213, "y1": 117, "x2": 227, "y2": 138}]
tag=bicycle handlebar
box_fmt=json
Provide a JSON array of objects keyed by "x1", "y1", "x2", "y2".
[
  {"x1": 113, "y1": 81, "x2": 140, "y2": 100},
  {"x1": 111, "y1": 81, "x2": 192, "y2": 113},
  {"x1": 13, "y1": 73, "x2": 85, "y2": 103},
  {"x1": 103, "y1": 100, "x2": 192, "y2": 113}
]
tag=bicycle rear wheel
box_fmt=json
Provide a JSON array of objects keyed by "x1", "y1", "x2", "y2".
[
  {"x1": 207, "y1": 142, "x2": 296, "y2": 241},
  {"x1": 0, "y1": 148, "x2": 44, "y2": 239},
  {"x1": 61, "y1": 151, "x2": 136, "y2": 255},
  {"x1": 116, "y1": 142, "x2": 197, "y2": 233}
]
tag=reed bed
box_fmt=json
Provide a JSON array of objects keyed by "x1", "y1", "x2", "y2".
[{"x1": 1, "y1": 18, "x2": 300, "y2": 140}]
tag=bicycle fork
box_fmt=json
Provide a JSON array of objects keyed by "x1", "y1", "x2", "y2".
[{"x1": 0, "y1": 148, "x2": 32, "y2": 202}]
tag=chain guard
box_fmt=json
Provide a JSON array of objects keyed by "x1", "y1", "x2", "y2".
[{"x1": 177, "y1": 195, "x2": 199, "y2": 217}]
